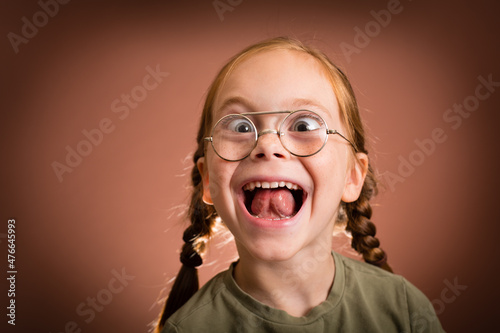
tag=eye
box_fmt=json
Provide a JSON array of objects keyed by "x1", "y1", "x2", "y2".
[
  {"x1": 227, "y1": 117, "x2": 254, "y2": 133},
  {"x1": 289, "y1": 115, "x2": 322, "y2": 132}
]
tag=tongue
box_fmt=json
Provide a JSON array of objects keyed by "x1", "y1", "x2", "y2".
[{"x1": 251, "y1": 188, "x2": 296, "y2": 219}]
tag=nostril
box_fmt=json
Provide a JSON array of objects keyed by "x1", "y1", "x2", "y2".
[
  {"x1": 256, "y1": 152, "x2": 265, "y2": 158},
  {"x1": 255, "y1": 152, "x2": 284, "y2": 159}
]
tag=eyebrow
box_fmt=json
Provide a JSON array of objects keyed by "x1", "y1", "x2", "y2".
[
  {"x1": 217, "y1": 96, "x2": 255, "y2": 114},
  {"x1": 287, "y1": 98, "x2": 330, "y2": 115}
]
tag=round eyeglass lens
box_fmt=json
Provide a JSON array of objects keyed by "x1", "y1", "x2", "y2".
[
  {"x1": 280, "y1": 110, "x2": 328, "y2": 156},
  {"x1": 211, "y1": 114, "x2": 257, "y2": 161}
]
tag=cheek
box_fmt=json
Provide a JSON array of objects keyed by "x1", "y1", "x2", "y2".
[
  {"x1": 208, "y1": 176, "x2": 223, "y2": 203},
  {"x1": 321, "y1": 146, "x2": 348, "y2": 174},
  {"x1": 310, "y1": 147, "x2": 349, "y2": 195},
  {"x1": 207, "y1": 158, "x2": 236, "y2": 204}
]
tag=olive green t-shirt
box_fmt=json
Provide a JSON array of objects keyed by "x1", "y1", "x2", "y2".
[{"x1": 163, "y1": 252, "x2": 444, "y2": 332}]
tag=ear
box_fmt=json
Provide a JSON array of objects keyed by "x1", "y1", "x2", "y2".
[
  {"x1": 342, "y1": 152, "x2": 368, "y2": 203},
  {"x1": 197, "y1": 157, "x2": 213, "y2": 205}
]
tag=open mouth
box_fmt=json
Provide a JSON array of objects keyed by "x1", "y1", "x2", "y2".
[{"x1": 243, "y1": 181, "x2": 305, "y2": 220}]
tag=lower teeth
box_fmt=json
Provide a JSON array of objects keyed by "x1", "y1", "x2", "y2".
[{"x1": 252, "y1": 214, "x2": 293, "y2": 221}]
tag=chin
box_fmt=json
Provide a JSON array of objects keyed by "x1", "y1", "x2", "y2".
[{"x1": 238, "y1": 236, "x2": 304, "y2": 263}]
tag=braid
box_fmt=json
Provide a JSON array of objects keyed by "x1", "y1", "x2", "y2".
[
  {"x1": 156, "y1": 146, "x2": 217, "y2": 330},
  {"x1": 327, "y1": 59, "x2": 392, "y2": 273},
  {"x1": 345, "y1": 164, "x2": 392, "y2": 273},
  {"x1": 155, "y1": 54, "x2": 222, "y2": 331}
]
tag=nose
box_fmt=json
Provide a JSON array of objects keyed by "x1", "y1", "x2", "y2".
[{"x1": 250, "y1": 129, "x2": 289, "y2": 160}]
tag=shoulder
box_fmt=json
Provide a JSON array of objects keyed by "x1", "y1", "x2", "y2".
[
  {"x1": 339, "y1": 252, "x2": 403, "y2": 284},
  {"x1": 166, "y1": 270, "x2": 227, "y2": 326},
  {"x1": 337, "y1": 253, "x2": 409, "y2": 309},
  {"x1": 163, "y1": 265, "x2": 259, "y2": 332},
  {"x1": 335, "y1": 252, "x2": 444, "y2": 332},
  {"x1": 337, "y1": 252, "x2": 407, "y2": 294},
  {"x1": 163, "y1": 268, "x2": 241, "y2": 332}
]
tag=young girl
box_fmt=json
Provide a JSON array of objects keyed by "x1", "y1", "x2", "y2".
[{"x1": 155, "y1": 37, "x2": 444, "y2": 332}]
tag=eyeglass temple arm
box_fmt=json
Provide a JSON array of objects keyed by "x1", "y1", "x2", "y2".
[{"x1": 327, "y1": 129, "x2": 357, "y2": 152}]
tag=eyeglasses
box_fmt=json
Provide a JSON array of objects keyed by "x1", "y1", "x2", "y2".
[{"x1": 204, "y1": 110, "x2": 355, "y2": 162}]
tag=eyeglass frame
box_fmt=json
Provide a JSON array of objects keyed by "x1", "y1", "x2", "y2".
[{"x1": 203, "y1": 110, "x2": 357, "y2": 162}]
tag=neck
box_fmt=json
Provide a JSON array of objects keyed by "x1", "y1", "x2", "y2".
[{"x1": 233, "y1": 243, "x2": 335, "y2": 317}]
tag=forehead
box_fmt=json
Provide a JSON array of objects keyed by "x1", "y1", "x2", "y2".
[{"x1": 213, "y1": 49, "x2": 340, "y2": 124}]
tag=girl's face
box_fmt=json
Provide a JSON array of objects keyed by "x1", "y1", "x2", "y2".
[{"x1": 198, "y1": 49, "x2": 367, "y2": 263}]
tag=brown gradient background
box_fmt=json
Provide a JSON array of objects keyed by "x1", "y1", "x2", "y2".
[{"x1": 2, "y1": 0, "x2": 499, "y2": 332}]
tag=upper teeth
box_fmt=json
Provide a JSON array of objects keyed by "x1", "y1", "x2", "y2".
[{"x1": 243, "y1": 181, "x2": 300, "y2": 191}]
